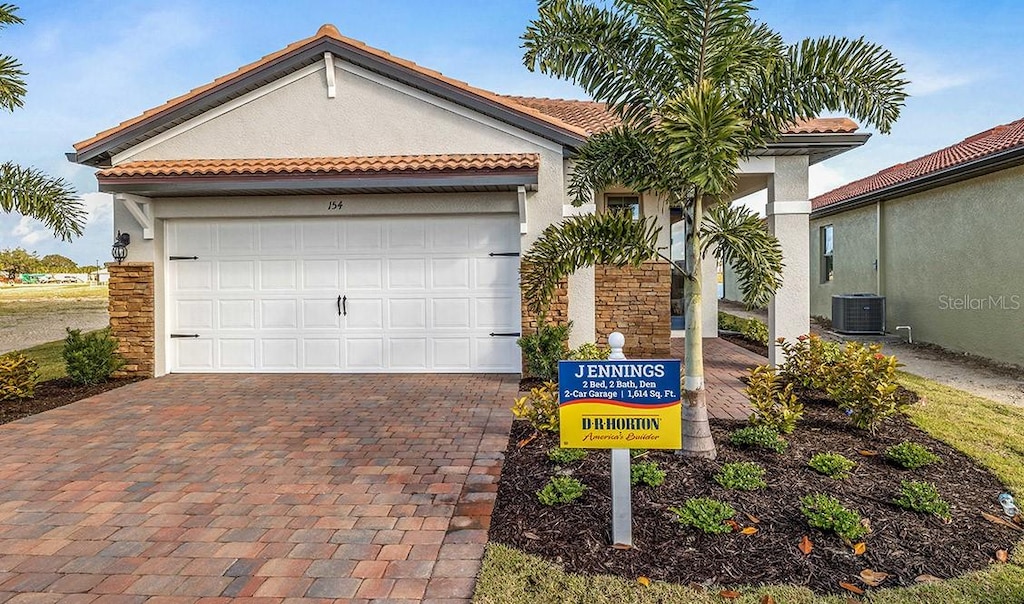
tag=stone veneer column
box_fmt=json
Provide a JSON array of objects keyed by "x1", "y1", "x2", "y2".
[
  {"x1": 594, "y1": 261, "x2": 671, "y2": 358},
  {"x1": 107, "y1": 262, "x2": 155, "y2": 378}
]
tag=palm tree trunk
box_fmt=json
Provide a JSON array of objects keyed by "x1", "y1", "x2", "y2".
[{"x1": 680, "y1": 192, "x2": 717, "y2": 459}]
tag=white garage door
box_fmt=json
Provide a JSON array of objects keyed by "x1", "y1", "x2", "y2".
[{"x1": 166, "y1": 215, "x2": 521, "y2": 373}]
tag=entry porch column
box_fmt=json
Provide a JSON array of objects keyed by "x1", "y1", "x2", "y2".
[{"x1": 766, "y1": 156, "x2": 811, "y2": 366}]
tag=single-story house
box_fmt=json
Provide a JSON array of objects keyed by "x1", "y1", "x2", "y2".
[
  {"x1": 68, "y1": 24, "x2": 867, "y2": 376},
  {"x1": 809, "y1": 117, "x2": 1024, "y2": 367}
]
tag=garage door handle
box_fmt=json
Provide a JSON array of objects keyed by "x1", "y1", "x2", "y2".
[
  {"x1": 489, "y1": 332, "x2": 521, "y2": 337},
  {"x1": 338, "y1": 295, "x2": 347, "y2": 316}
]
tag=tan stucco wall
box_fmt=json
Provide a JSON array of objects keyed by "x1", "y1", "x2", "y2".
[
  {"x1": 809, "y1": 202, "x2": 879, "y2": 317},
  {"x1": 811, "y1": 163, "x2": 1024, "y2": 367}
]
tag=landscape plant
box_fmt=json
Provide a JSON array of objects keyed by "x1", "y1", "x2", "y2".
[
  {"x1": 718, "y1": 312, "x2": 768, "y2": 346},
  {"x1": 728, "y1": 425, "x2": 788, "y2": 453},
  {"x1": 517, "y1": 323, "x2": 571, "y2": 380},
  {"x1": 886, "y1": 441, "x2": 941, "y2": 469},
  {"x1": 547, "y1": 447, "x2": 588, "y2": 465},
  {"x1": 62, "y1": 328, "x2": 124, "y2": 385},
  {"x1": 826, "y1": 342, "x2": 906, "y2": 433},
  {"x1": 800, "y1": 493, "x2": 868, "y2": 541},
  {"x1": 537, "y1": 475, "x2": 586, "y2": 506},
  {"x1": 808, "y1": 452, "x2": 856, "y2": 479},
  {"x1": 745, "y1": 364, "x2": 803, "y2": 433},
  {"x1": 778, "y1": 334, "x2": 844, "y2": 391},
  {"x1": 0, "y1": 351, "x2": 38, "y2": 400},
  {"x1": 512, "y1": 382, "x2": 560, "y2": 432},
  {"x1": 630, "y1": 460, "x2": 666, "y2": 487},
  {"x1": 567, "y1": 342, "x2": 610, "y2": 361},
  {"x1": 714, "y1": 461, "x2": 767, "y2": 491},
  {"x1": 520, "y1": 0, "x2": 906, "y2": 459},
  {"x1": 894, "y1": 480, "x2": 951, "y2": 520},
  {"x1": 670, "y1": 497, "x2": 736, "y2": 534}
]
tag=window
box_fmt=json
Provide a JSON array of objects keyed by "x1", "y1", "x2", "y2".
[
  {"x1": 820, "y1": 225, "x2": 834, "y2": 282},
  {"x1": 605, "y1": 195, "x2": 641, "y2": 220}
]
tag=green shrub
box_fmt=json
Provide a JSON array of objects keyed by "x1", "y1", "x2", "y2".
[
  {"x1": 825, "y1": 342, "x2": 906, "y2": 433},
  {"x1": 547, "y1": 447, "x2": 587, "y2": 465},
  {"x1": 800, "y1": 493, "x2": 868, "y2": 541},
  {"x1": 778, "y1": 334, "x2": 844, "y2": 391},
  {"x1": 630, "y1": 461, "x2": 666, "y2": 487},
  {"x1": 567, "y1": 342, "x2": 610, "y2": 361},
  {"x1": 728, "y1": 425, "x2": 788, "y2": 453},
  {"x1": 808, "y1": 452, "x2": 856, "y2": 479},
  {"x1": 62, "y1": 328, "x2": 124, "y2": 385},
  {"x1": 0, "y1": 352, "x2": 40, "y2": 400},
  {"x1": 537, "y1": 476, "x2": 586, "y2": 506},
  {"x1": 714, "y1": 462, "x2": 767, "y2": 491},
  {"x1": 894, "y1": 480, "x2": 951, "y2": 520},
  {"x1": 718, "y1": 312, "x2": 768, "y2": 346},
  {"x1": 512, "y1": 382, "x2": 560, "y2": 432},
  {"x1": 745, "y1": 365, "x2": 803, "y2": 433},
  {"x1": 670, "y1": 498, "x2": 736, "y2": 534},
  {"x1": 885, "y1": 441, "x2": 941, "y2": 469},
  {"x1": 517, "y1": 323, "x2": 571, "y2": 380}
]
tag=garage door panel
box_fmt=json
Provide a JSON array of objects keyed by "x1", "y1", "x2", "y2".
[
  {"x1": 218, "y1": 260, "x2": 255, "y2": 290},
  {"x1": 260, "y1": 299, "x2": 298, "y2": 329},
  {"x1": 219, "y1": 300, "x2": 256, "y2": 329},
  {"x1": 219, "y1": 339, "x2": 256, "y2": 369},
  {"x1": 302, "y1": 259, "x2": 340, "y2": 290},
  {"x1": 168, "y1": 214, "x2": 520, "y2": 373},
  {"x1": 262, "y1": 339, "x2": 299, "y2": 369},
  {"x1": 260, "y1": 222, "x2": 298, "y2": 252},
  {"x1": 389, "y1": 338, "x2": 428, "y2": 369},
  {"x1": 388, "y1": 259, "x2": 426, "y2": 289},
  {"x1": 346, "y1": 299, "x2": 383, "y2": 329},
  {"x1": 433, "y1": 298, "x2": 471, "y2": 329},
  {"x1": 218, "y1": 223, "x2": 257, "y2": 254},
  {"x1": 345, "y1": 259, "x2": 382, "y2": 289},
  {"x1": 260, "y1": 260, "x2": 297, "y2": 290},
  {"x1": 346, "y1": 338, "x2": 384, "y2": 369}
]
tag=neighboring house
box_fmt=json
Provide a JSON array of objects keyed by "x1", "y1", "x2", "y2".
[
  {"x1": 69, "y1": 25, "x2": 866, "y2": 376},
  {"x1": 809, "y1": 118, "x2": 1024, "y2": 367}
]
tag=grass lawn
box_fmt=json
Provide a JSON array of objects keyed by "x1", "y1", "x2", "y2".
[
  {"x1": 0, "y1": 284, "x2": 108, "y2": 316},
  {"x1": 14, "y1": 337, "x2": 70, "y2": 381},
  {"x1": 474, "y1": 372, "x2": 1024, "y2": 603}
]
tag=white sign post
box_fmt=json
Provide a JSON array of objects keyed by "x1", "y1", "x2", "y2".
[{"x1": 607, "y1": 332, "x2": 632, "y2": 547}]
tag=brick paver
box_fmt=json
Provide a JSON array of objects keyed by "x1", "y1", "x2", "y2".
[
  {"x1": 0, "y1": 340, "x2": 758, "y2": 602},
  {"x1": 671, "y1": 337, "x2": 764, "y2": 421},
  {"x1": 0, "y1": 373, "x2": 516, "y2": 603}
]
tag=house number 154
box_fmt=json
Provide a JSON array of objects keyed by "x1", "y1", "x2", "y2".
[{"x1": 327, "y1": 200, "x2": 344, "y2": 210}]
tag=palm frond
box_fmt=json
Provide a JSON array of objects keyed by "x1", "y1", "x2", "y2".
[
  {"x1": 523, "y1": 0, "x2": 674, "y2": 126},
  {"x1": 566, "y1": 126, "x2": 673, "y2": 205},
  {"x1": 521, "y1": 212, "x2": 662, "y2": 313},
  {"x1": 700, "y1": 203, "x2": 783, "y2": 308},
  {"x1": 0, "y1": 162, "x2": 85, "y2": 241},
  {"x1": 0, "y1": 3, "x2": 25, "y2": 111}
]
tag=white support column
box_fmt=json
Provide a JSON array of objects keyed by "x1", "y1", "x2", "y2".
[
  {"x1": 565, "y1": 197, "x2": 596, "y2": 347},
  {"x1": 701, "y1": 242, "x2": 719, "y2": 337},
  {"x1": 766, "y1": 156, "x2": 811, "y2": 366}
]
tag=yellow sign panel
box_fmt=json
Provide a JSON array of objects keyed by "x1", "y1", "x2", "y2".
[{"x1": 558, "y1": 360, "x2": 682, "y2": 449}]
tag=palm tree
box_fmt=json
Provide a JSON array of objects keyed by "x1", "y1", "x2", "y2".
[
  {"x1": 519, "y1": 0, "x2": 908, "y2": 458},
  {"x1": 0, "y1": 4, "x2": 84, "y2": 241}
]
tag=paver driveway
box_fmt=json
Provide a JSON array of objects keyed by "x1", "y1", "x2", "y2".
[{"x1": 0, "y1": 373, "x2": 517, "y2": 603}]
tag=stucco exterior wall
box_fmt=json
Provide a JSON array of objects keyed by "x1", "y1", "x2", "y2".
[
  {"x1": 811, "y1": 163, "x2": 1024, "y2": 367},
  {"x1": 809, "y1": 203, "x2": 879, "y2": 317}
]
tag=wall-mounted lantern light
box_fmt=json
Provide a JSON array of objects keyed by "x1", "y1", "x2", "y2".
[{"x1": 111, "y1": 231, "x2": 130, "y2": 264}]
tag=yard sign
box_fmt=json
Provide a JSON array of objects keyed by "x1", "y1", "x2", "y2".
[{"x1": 558, "y1": 359, "x2": 682, "y2": 449}]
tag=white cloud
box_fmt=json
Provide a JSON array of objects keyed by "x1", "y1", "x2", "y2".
[
  {"x1": 81, "y1": 192, "x2": 114, "y2": 228},
  {"x1": 906, "y1": 71, "x2": 977, "y2": 97},
  {"x1": 809, "y1": 164, "x2": 852, "y2": 198},
  {"x1": 11, "y1": 216, "x2": 50, "y2": 246}
]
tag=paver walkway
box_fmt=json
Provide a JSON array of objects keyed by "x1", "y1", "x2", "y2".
[
  {"x1": 0, "y1": 373, "x2": 517, "y2": 603},
  {"x1": 671, "y1": 337, "x2": 764, "y2": 421}
]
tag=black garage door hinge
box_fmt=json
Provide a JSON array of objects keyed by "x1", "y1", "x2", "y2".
[
  {"x1": 489, "y1": 332, "x2": 521, "y2": 337},
  {"x1": 488, "y1": 252, "x2": 520, "y2": 257},
  {"x1": 170, "y1": 333, "x2": 200, "y2": 338},
  {"x1": 169, "y1": 256, "x2": 199, "y2": 261}
]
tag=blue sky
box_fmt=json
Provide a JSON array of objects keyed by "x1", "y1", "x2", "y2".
[{"x1": 1, "y1": 0, "x2": 1022, "y2": 265}]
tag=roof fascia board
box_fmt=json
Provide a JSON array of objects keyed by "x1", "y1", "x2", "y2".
[
  {"x1": 74, "y1": 38, "x2": 584, "y2": 166},
  {"x1": 811, "y1": 145, "x2": 1024, "y2": 219},
  {"x1": 97, "y1": 173, "x2": 539, "y2": 196}
]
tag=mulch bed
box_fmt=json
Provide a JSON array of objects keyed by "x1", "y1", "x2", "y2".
[
  {"x1": 720, "y1": 331, "x2": 769, "y2": 358},
  {"x1": 0, "y1": 377, "x2": 139, "y2": 425},
  {"x1": 489, "y1": 399, "x2": 1022, "y2": 595}
]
